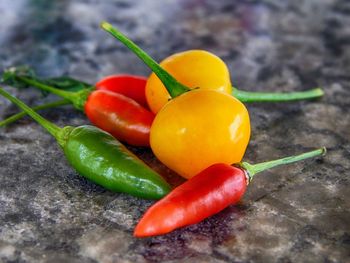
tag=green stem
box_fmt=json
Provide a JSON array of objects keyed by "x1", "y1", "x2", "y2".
[
  {"x1": 241, "y1": 147, "x2": 326, "y2": 182},
  {"x1": 0, "y1": 87, "x2": 70, "y2": 147},
  {"x1": 17, "y1": 76, "x2": 75, "y2": 101},
  {"x1": 16, "y1": 76, "x2": 91, "y2": 111},
  {"x1": 233, "y1": 87, "x2": 324, "y2": 102},
  {"x1": 0, "y1": 99, "x2": 70, "y2": 127},
  {"x1": 101, "y1": 21, "x2": 191, "y2": 98}
]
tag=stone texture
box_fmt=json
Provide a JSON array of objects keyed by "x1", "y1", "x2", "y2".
[{"x1": 0, "y1": 0, "x2": 349, "y2": 262}]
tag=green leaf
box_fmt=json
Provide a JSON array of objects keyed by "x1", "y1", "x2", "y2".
[
  {"x1": 2, "y1": 66, "x2": 36, "y2": 89},
  {"x1": 42, "y1": 76, "x2": 92, "y2": 92},
  {"x1": 1, "y1": 66, "x2": 93, "y2": 95}
]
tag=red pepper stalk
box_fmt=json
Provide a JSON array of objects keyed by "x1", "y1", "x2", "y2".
[
  {"x1": 134, "y1": 147, "x2": 326, "y2": 237},
  {"x1": 3, "y1": 73, "x2": 153, "y2": 146}
]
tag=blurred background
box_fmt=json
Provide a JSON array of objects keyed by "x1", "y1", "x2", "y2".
[
  {"x1": 2, "y1": 0, "x2": 348, "y2": 90},
  {"x1": 0, "y1": 1, "x2": 349, "y2": 262}
]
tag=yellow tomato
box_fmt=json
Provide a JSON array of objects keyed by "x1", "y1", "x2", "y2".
[
  {"x1": 150, "y1": 89, "x2": 250, "y2": 179},
  {"x1": 146, "y1": 50, "x2": 232, "y2": 113}
]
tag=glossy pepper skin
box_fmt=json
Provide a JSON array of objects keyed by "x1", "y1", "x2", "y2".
[
  {"x1": 95, "y1": 74, "x2": 148, "y2": 108},
  {"x1": 134, "y1": 164, "x2": 246, "y2": 237},
  {"x1": 85, "y1": 90, "x2": 154, "y2": 146},
  {"x1": 134, "y1": 148, "x2": 326, "y2": 237},
  {"x1": 146, "y1": 50, "x2": 232, "y2": 113},
  {"x1": 150, "y1": 89, "x2": 250, "y2": 179},
  {"x1": 5, "y1": 73, "x2": 154, "y2": 146},
  {"x1": 64, "y1": 125, "x2": 168, "y2": 198},
  {"x1": 0, "y1": 88, "x2": 171, "y2": 199}
]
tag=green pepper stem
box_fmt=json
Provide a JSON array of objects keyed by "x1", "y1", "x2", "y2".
[
  {"x1": 15, "y1": 76, "x2": 90, "y2": 111},
  {"x1": 232, "y1": 87, "x2": 324, "y2": 102},
  {"x1": 0, "y1": 99, "x2": 70, "y2": 127},
  {"x1": 101, "y1": 21, "x2": 190, "y2": 98},
  {"x1": 17, "y1": 76, "x2": 75, "y2": 101},
  {"x1": 0, "y1": 87, "x2": 70, "y2": 147},
  {"x1": 241, "y1": 147, "x2": 326, "y2": 182}
]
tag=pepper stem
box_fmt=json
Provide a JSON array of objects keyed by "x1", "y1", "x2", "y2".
[
  {"x1": 240, "y1": 147, "x2": 326, "y2": 182},
  {"x1": 0, "y1": 99, "x2": 70, "y2": 127},
  {"x1": 0, "y1": 87, "x2": 70, "y2": 147},
  {"x1": 101, "y1": 21, "x2": 191, "y2": 98},
  {"x1": 15, "y1": 76, "x2": 91, "y2": 111},
  {"x1": 233, "y1": 87, "x2": 324, "y2": 102}
]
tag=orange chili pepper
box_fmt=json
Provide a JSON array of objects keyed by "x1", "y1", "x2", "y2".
[
  {"x1": 101, "y1": 22, "x2": 251, "y2": 179},
  {"x1": 150, "y1": 89, "x2": 250, "y2": 178},
  {"x1": 146, "y1": 50, "x2": 232, "y2": 113},
  {"x1": 146, "y1": 50, "x2": 324, "y2": 113}
]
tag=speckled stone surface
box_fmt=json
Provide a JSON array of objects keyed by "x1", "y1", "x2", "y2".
[{"x1": 0, "y1": 0, "x2": 349, "y2": 262}]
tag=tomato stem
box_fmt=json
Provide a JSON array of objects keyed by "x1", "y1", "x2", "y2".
[
  {"x1": 15, "y1": 76, "x2": 92, "y2": 111},
  {"x1": 0, "y1": 99, "x2": 70, "y2": 127},
  {"x1": 241, "y1": 147, "x2": 326, "y2": 182},
  {"x1": 100, "y1": 21, "x2": 191, "y2": 98},
  {"x1": 233, "y1": 87, "x2": 324, "y2": 102}
]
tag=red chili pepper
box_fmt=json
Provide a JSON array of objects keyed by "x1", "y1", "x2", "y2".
[
  {"x1": 5, "y1": 72, "x2": 154, "y2": 146},
  {"x1": 95, "y1": 75, "x2": 148, "y2": 109},
  {"x1": 134, "y1": 148, "x2": 326, "y2": 237},
  {"x1": 84, "y1": 90, "x2": 154, "y2": 146}
]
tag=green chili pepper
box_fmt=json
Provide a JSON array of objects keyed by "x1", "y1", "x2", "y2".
[{"x1": 0, "y1": 87, "x2": 171, "y2": 199}]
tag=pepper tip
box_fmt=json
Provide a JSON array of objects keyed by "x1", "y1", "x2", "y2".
[
  {"x1": 315, "y1": 87, "x2": 325, "y2": 97},
  {"x1": 133, "y1": 226, "x2": 146, "y2": 238}
]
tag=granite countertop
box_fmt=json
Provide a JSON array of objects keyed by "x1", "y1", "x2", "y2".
[{"x1": 0, "y1": 0, "x2": 349, "y2": 262}]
